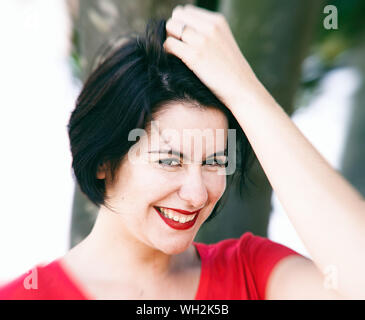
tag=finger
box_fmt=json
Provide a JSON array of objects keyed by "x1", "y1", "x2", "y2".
[
  {"x1": 183, "y1": 4, "x2": 218, "y2": 21},
  {"x1": 173, "y1": 4, "x2": 216, "y2": 21},
  {"x1": 171, "y1": 5, "x2": 214, "y2": 36},
  {"x1": 166, "y1": 18, "x2": 201, "y2": 45},
  {"x1": 163, "y1": 36, "x2": 193, "y2": 65},
  {"x1": 166, "y1": 17, "x2": 187, "y2": 39}
]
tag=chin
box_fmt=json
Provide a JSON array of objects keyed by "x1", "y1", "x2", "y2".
[{"x1": 157, "y1": 239, "x2": 192, "y2": 255}]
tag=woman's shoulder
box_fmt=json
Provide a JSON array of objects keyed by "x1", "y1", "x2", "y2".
[
  {"x1": 0, "y1": 258, "x2": 87, "y2": 300},
  {"x1": 193, "y1": 232, "x2": 302, "y2": 299},
  {"x1": 0, "y1": 260, "x2": 56, "y2": 300},
  {"x1": 194, "y1": 231, "x2": 300, "y2": 260}
]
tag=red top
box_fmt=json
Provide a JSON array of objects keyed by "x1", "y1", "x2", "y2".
[{"x1": 0, "y1": 232, "x2": 301, "y2": 300}]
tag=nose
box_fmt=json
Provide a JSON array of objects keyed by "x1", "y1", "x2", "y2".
[{"x1": 177, "y1": 166, "x2": 208, "y2": 210}]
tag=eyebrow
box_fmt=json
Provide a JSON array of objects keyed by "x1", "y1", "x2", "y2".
[{"x1": 148, "y1": 148, "x2": 227, "y2": 160}]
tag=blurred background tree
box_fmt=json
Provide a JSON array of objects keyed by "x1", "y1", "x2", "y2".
[
  {"x1": 299, "y1": 0, "x2": 365, "y2": 201},
  {"x1": 67, "y1": 0, "x2": 365, "y2": 248}
]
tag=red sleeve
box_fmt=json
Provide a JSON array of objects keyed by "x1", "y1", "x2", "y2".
[
  {"x1": 239, "y1": 232, "x2": 303, "y2": 299},
  {"x1": 0, "y1": 260, "x2": 87, "y2": 300},
  {"x1": 0, "y1": 268, "x2": 42, "y2": 300}
]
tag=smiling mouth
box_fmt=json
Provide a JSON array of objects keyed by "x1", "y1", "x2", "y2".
[
  {"x1": 154, "y1": 206, "x2": 200, "y2": 230},
  {"x1": 156, "y1": 207, "x2": 197, "y2": 223}
]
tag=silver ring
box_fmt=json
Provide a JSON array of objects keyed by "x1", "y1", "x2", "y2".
[{"x1": 180, "y1": 24, "x2": 187, "y2": 40}]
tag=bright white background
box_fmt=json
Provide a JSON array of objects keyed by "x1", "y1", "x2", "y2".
[
  {"x1": 0, "y1": 0, "x2": 361, "y2": 282},
  {"x1": 0, "y1": 0, "x2": 80, "y2": 283}
]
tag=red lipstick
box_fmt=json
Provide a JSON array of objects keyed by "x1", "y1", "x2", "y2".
[{"x1": 154, "y1": 207, "x2": 200, "y2": 230}]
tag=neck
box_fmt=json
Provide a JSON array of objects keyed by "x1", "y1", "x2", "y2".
[{"x1": 70, "y1": 206, "x2": 195, "y2": 282}]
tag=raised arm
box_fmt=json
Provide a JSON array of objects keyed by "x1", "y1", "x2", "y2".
[{"x1": 164, "y1": 4, "x2": 365, "y2": 299}]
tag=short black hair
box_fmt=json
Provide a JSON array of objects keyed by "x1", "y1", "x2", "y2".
[{"x1": 67, "y1": 19, "x2": 254, "y2": 223}]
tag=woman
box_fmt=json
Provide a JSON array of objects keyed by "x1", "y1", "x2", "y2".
[{"x1": 1, "y1": 4, "x2": 364, "y2": 300}]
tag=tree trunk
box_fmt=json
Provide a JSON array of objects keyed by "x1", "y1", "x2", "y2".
[
  {"x1": 195, "y1": 0, "x2": 324, "y2": 243},
  {"x1": 68, "y1": 0, "x2": 194, "y2": 249}
]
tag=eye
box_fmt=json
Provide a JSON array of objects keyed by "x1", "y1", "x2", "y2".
[
  {"x1": 156, "y1": 158, "x2": 227, "y2": 168},
  {"x1": 203, "y1": 158, "x2": 227, "y2": 167},
  {"x1": 157, "y1": 158, "x2": 181, "y2": 167}
]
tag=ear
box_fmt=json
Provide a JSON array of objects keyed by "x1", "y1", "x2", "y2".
[{"x1": 96, "y1": 162, "x2": 107, "y2": 179}]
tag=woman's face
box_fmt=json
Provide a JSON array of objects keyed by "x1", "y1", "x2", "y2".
[{"x1": 99, "y1": 102, "x2": 228, "y2": 254}]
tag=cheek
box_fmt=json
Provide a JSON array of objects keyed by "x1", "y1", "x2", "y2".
[
  {"x1": 206, "y1": 175, "x2": 226, "y2": 202},
  {"x1": 105, "y1": 163, "x2": 153, "y2": 204},
  {"x1": 130, "y1": 166, "x2": 174, "y2": 204},
  {"x1": 134, "y1": 166, "x2": 173, "y2": 194}
]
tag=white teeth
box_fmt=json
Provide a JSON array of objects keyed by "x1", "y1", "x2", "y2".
[{"x1": 158, "y1": 207, "x2": 197, "y2": 223}]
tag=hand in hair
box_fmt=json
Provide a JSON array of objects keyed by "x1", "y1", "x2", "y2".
[{"x1": 163, "y1": 4, "x2": 274, "y2": 109}]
